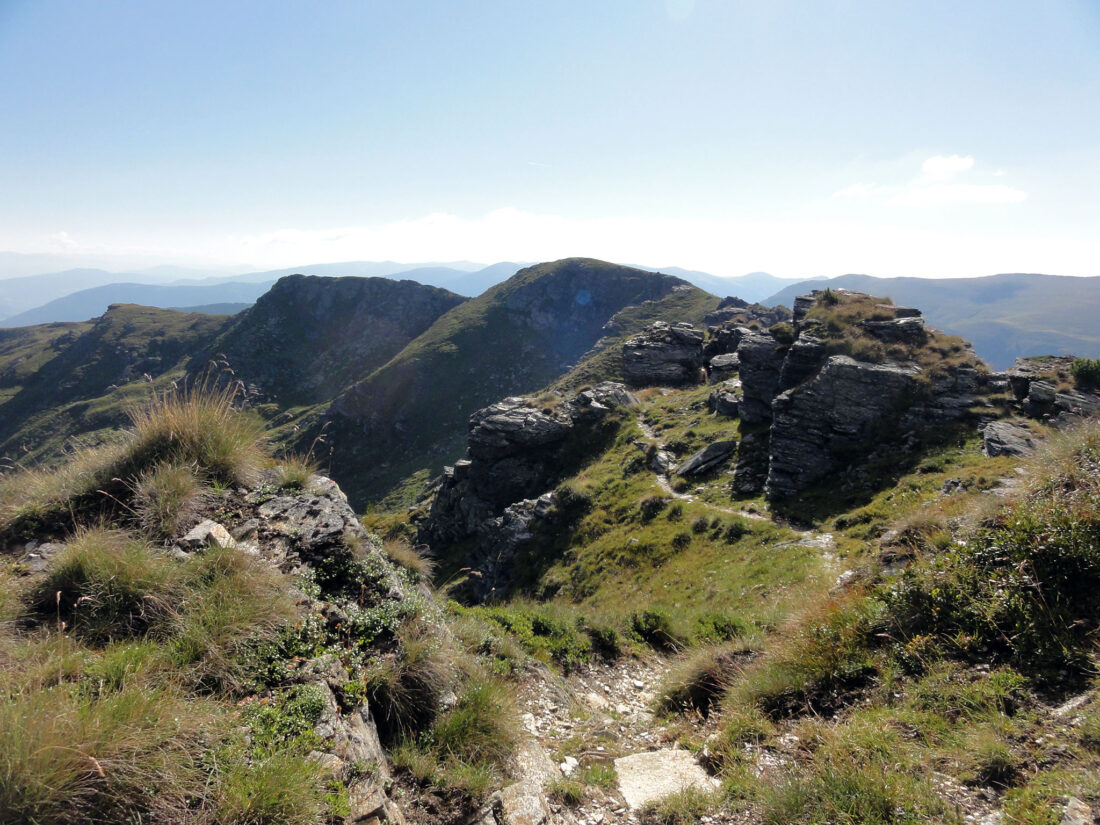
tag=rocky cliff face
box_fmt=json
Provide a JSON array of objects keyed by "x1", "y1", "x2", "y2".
[
  {"x1": 420, "y1": 382, "x2": 637, "y2": 600},
  {"x1": 728, "y1": 290, "x2": 989, "y2": 501},
  {"x1": 205, "y1": 274, "x2": 467, "y2": 406}
]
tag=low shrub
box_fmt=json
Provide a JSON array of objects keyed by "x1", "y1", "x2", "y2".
[
  {"x1": 631, "y1": 609, "x2": 683, "y2": 651},
  {"x1": 1071, "y1": 357, "x2": 1100, "y2": 389}
]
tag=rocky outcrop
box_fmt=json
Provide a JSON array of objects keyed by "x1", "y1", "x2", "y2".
[
  {"x1": 705, "y1": 296, "x2": 791, "y2": 329},
  {"x1": 622, "y1": 322, "x2": 704, "y2": 386},
  {"x1": 1003, "y1": 356, "x2": 1100, "y2": 421},
  {"x1": 732, "y1": 289, "x2": 990, "y2": 499},
  {"x1": 422, "y1": 382, "x2": 637, "y2": 599}
]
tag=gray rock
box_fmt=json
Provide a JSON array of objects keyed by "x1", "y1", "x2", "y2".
[
  {"x1": 1028, "y1": 380, "x2": 1056, "y2": 405},
  {"x1": 778, "y1": 334, "x2": 826, "y2": 391},
  {"x1": 982, "y1": 421, "x2": 1036, "y2": 457},
  {"x1": 422, "y1": 384, "x2": 636, "y2": 585},
  {"x1": 17, "y1": 541, "x2": 62, "y2": 573},
  {"x1": 706, "y1": 352, "x2": 740, "y2": 383},
  {"x1": 736, "y1": 331, "x2": 787, "y2": 424},
  {"x1": 766, "y1": 356, "x2": 921, "y2": 499},
  {"x1": 859, "y1": 316, "x2": 927, "y2": 345},
  {"x1": 675, "y1": 440, "x2": 737, "y2": 476},
  {"x1": 614, "y1": 749, "x2": 718, "y2": 810},
  {"x1": 1062, "y1": 797, "x2": 1092, "y2": 825},
  {"x1": 179, "y1": 520, "x2": 236, "y2": 550},
  {"x1": 622, "y1": 321, "x2": 704, "y2": 386},
  {"x1": 707, "y1": 380, "x2": 741, "y2": 417}
]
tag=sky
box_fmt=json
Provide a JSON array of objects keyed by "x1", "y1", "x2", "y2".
[{"x1": 1, "y1": 0, "x2": 1099, "y2": 279}]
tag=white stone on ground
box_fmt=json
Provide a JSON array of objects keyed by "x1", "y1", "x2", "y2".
[{"x1": 614, "y1": 749, "x2": 719, "y2": 809}]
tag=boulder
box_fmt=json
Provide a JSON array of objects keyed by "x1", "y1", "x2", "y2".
[
  {"x1": 622, "y1": 321, "x2": 704, "y2": 386},
  {"x1": 706, "y1": 352, "x2": 740, "y2": 383},
  {"x1": 675, "y1": 440, "x2": 737, "y2": 476},
  {"x1": 707, "y1": 380, "x2": 741, "y2": 418},
  {"x1": 179, "y1": 520, "x2": 235, "y2": 551},
  {"x1": 982, "y1": 421, "x2": 1036, "y2": 457}
]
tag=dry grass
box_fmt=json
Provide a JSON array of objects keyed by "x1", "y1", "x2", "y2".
[
  {"x1": 381, "y1": 537, "x2": 435, "y2": 580},
  {"x1": 130, "y1": 461, "x2": 206, "y2": 539},
  {"x1": 0, "y1": 682, "x2": 223, "y2": 825},
  {"x1": 124, "y1": 379, "x2": 267, "y2": 487}
]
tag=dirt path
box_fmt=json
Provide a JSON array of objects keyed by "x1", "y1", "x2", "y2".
[{"x1": 515, "y1": 654, "x2": 750, "y2": 825}]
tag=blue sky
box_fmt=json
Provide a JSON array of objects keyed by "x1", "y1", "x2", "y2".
[{"x1": 1, "y1": 0, "x2": 1098, "y2": 277}]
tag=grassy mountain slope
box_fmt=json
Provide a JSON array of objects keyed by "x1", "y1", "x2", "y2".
[
  {"x1": 765, "y1": 273, "x2": 1100, "y2": 368},
  {"x1": 202, "y1": 275, "x2": 468, "y2": 408},
  {"x1": 0, "y1": 305, "x2": 233, "y2": 463},
  {"x1": 321, "y1": 258, "x2": 718, "y2": 506}
]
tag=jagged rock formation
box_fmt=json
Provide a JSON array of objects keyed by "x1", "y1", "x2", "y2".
[
  {"x1": 621, "y1": 321, "x2": 704, "y2": 386},
  {"x1": 735, "y1": 331, "x2": 788, "y2": 425},
  {"x1": 765, "y1": 356, "x2": 922, "y2": 499},
  {"x1": 203, "y1": 274, "x2": 467, "y2": 406},
  {"x1": 730, "y1": 289, "x2": 990, "y2": 500},
  {"x1": 421, "y1": 382, "x2": 637, "y2": 600}
]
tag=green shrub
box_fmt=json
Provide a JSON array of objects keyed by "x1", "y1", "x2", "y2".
[
  {"x1": 631, "y1": 609, "x2": 683, "y2": 651},
  {"x1": 769, "y1": 322, "x2": 795, "y2": 346},
  {"x1": 1071, "y1": 357, "x2": 1100, "y2": 389},
  {"x1": 638, "y1": 495, "x2": 668, "y2": 522}
]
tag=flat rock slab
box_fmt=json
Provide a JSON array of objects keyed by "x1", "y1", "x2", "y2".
[{"x1": 614, "y1": 748, "x2": 718, "y2": 809}]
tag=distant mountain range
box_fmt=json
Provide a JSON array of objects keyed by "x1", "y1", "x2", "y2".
[
  {"x1": 764, "y1": 273, "x2": 1100, "y2": 369},
  {"x1": 0, "y1": 258, "x2": 806, "y2": 327},
  {"x1": 1, "y1": 281, "x2": 277, "y2": 327}
]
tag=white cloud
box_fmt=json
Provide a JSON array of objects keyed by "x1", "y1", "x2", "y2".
[
  {"x1": 918, "y1": 154, "x2": 974, "y2": 183},
  {"x1": 831, "y1": 154, "x2": 1026, "y2": 209},
  {"x1": 891, "y1": 183, "x2": 1028, "y2": 207}
]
